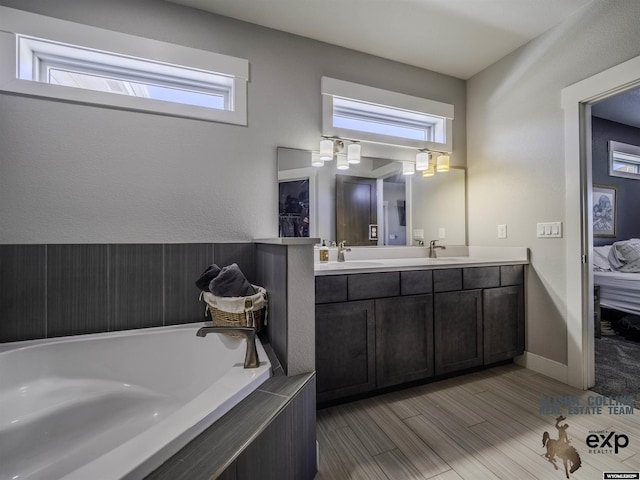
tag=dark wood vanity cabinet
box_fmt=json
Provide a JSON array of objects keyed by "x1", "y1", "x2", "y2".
[
  {"x1": 483, "y1": 285, "x2": 525, "y2": 364},
  {"x1": 434, "y1": 290, "x2": 483, "y2": 375},
  {"x1": 315, "y1": 300, "x2": 376, "y2": 403},
  {"x1": 315, "y1": 264, "x2": 525, "y2": 403},
  {"x1": 375, "y1": 294, "x2": 434, "y2": 388}
]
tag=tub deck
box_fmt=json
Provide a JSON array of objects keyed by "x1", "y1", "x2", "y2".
[{"x1": 0, "y1": 324, "x2": 270, "y2": 480}]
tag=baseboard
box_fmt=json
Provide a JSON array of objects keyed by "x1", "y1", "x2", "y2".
[{"x1": 515, "y1": 351, "x2": 568, "y2": 384}]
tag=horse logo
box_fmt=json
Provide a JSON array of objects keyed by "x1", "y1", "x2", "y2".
[{"x1": 542, "y1": 415, "x2": 582, "y2": 478}]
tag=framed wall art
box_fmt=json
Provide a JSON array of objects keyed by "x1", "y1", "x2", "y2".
[{"x1": 593, "y1": 184, "x2": 617, "y2": 237}]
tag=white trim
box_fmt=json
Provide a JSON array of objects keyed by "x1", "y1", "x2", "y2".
[
  {"x1": 515, "y1": 352, "x2": 568, "y2": 384},
  {"x1": 0, "y1": 6, "x2": 248, "y2": 125},
  {"x1": 561, "y1": 53, "x2": 640, "y2": 389}
]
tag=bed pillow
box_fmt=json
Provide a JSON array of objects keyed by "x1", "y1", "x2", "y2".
[
  {"x1": 593, "y1": 245, "x2": 612, "y2": 271},
  {"x1": 608, "y1": 239, "x2": 640, "y2": 273}
]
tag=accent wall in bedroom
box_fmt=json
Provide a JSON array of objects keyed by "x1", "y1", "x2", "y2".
[{"x1": 592, "y1": 116, "x2": 640, "y2": 247}]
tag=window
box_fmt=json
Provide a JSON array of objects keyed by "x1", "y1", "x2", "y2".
[
  {"x1": 609, "y1": 141, "x2": 640, "y2": 180},
  {"x1": 322, "y1": 77, "x2": 453, "y2": 152},
  {"x1": 333, "y1": 97, "x2": 443, "y2": 142},
  {"x1": 0, "y1": 6, "x2": 248, "y2": 124}
]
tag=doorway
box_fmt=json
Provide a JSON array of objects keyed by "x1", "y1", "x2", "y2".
[
  {"x1": 335, "y1": 174, "x2": 378, "y2": 246},
  {"x1": 562, "y1": 54, "x2": 640, "y2": 390},
  {"x1": 588, "y1": 89, "x2": 640, "y2": 402}
]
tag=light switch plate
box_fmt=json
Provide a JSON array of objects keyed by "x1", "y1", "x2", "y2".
[
  {"x1": 439, "y1": 227, "x2": 446, "y2": 239},
  {"x1": 497, "y1": 224, "x2": 507, "y2": 239},
  {"x1": 413, "y1": 229, "x2": 424, "y2": 240},
  {"x1": 537, "y1": 221, "x2": 562, "y2": 238}
]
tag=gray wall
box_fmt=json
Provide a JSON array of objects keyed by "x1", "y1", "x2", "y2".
[
  {"x1": 592, "y1": 116, "x2": 640, "y2": 246},
  {"x1": 0, "y1": 0, "x2": 466, "y2": 244},
  {"x1": 467, "y1": 0, "x2": 640, "y2": 365}
]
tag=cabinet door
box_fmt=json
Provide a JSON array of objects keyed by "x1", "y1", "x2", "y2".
[
  {"x1": 315, "y1": 300, "x2": 375, "y2": 403},
  {"x1": 375, "y1": 295, "x2": 434, "y2": 388},
  {"x1": 483, "y1": 285, "x2": 524, "y2": 364},
  {"x1": 434, "y1": 290, "x2": 483, "y2": 375}
]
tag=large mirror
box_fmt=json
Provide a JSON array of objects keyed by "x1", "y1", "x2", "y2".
[{"x1": 277, "y1": 147, "x2": 466, "y2": 246}]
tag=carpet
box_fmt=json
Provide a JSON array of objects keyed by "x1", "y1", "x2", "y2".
[{"x1": 592, "y1": 334, "x2": 640, "y2": 408}]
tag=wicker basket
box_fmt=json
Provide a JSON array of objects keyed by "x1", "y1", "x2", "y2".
[{"x1": 200, "y1": 285, "x2": 267, "y2": 332}]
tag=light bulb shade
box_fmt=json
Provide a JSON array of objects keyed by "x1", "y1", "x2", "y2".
[
  {"x1": 320, "y1": 139, "x2": 334, "y2": 160},
  {"x1": 416, "y1": 151, "x2": 429, "y2": 170},
  {"x1": 436, "y1": 154, "x2": 450, "y2": 172},
  {"x1": 402, "y1": 161, "x2": 415, "y2": 175},
  {"x1": 422, "y1": 164, "x2": 435, "y2": 177},
  {"x1": 311, "y1": 152, "x2": 324, "y2": 167},
  {"x1": 336, "y1": 154, "x2": 349, "y2": 170},
  {"x1": 347, "y1": 143, "x2": 361, "y2": 164}
]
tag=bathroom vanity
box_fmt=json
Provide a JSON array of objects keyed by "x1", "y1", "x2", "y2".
[{"x1": 314, "y1": 249, "x2": 527, "y2": 404}]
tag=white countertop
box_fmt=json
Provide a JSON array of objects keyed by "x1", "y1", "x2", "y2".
[{"x1": 314, "y1": 246, "x2": 529, "y2": 276}]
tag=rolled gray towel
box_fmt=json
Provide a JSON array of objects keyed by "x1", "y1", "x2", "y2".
[
  {"x1": 195, "y1": 263, "x2": 221, "y2": 290},
  {"x1": 209, "y1": 263, "x2": 256, "y2": 297}
]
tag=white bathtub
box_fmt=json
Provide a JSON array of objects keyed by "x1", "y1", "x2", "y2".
[{"x1": 0, "y1": 323, "x2": 271, "y2": 480}]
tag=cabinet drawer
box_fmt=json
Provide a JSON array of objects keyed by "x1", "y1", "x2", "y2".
[
  {"x1": 500, "y1": 265, "x2": 524, "y2": 286},
  {"x1": 433, "y1": 268, "x2": 462, "y2": 292},
  {"x1": 315, "y1": 275, "x2": 347, "y2": 304},
  {"x1": 463, "y1": 267, "x2": 500, "y2": 289},
  {"x1": 401, "y1": 270, "x2": 433, "y2": 295},
  {"x1": 348, "y1": 272, "x2": 399, "y2": 300}
]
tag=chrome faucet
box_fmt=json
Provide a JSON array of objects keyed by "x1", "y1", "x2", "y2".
[
  {"x1": 428, "y1": 239, "x2": 446, "y2": 258},
  {"x1": 337, "y1": 241, "x2": 351, "y2": 262},
  {"x1": 196, "y1": 324, "x2": 259, "y2": 368}
]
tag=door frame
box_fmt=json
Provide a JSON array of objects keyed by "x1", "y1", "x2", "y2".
[{"x1": 562, "y1": 54, "x2": 640, "y2": 389}]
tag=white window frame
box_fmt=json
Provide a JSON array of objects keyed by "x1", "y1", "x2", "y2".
[
  {"x1": 609, "y1": 140, "x2": 640, "y2": 179},
  {"x1": 0, "y1": 6, "x2": 248, "y2": 125},
  {"x1": 322, "y1": 77, "x2": 453, "y2": 152}
]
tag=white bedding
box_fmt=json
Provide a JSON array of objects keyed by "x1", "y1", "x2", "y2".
[
  {"x1": 594, "y1": 270, "x2": 640, "y2": 315},
  {"x1": 593, "y1": 242, "x2": 640, "y2": 315}
]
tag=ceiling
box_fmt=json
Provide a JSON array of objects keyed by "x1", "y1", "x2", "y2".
[
  {"x1": 168, "y1": 0, "x2": 592, "y2": 79},
  {"x1": 592, "y1": 87, "x2": 640, "y2": 129}
]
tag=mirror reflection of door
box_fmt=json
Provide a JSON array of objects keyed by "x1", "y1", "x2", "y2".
[
  {"x1": 336, "y1": 174, "x2": 377, "y2": 246},
  {"x1": 279, "y1": 179, "x2": 310, "y2": 237},
  {"x1": 383, "y1": 174, "x2": 407, "y2": 245}
]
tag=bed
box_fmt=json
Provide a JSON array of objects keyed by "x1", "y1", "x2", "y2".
[{"x1": 593, "y1": 242, "x2": 640, "y2": 316}]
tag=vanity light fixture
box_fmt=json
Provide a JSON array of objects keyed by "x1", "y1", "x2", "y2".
[
  {"x1": 311, "y1": 152, "x2": 324, "y2": 167},
  {"x1": 436, "y1": 153, "x2": 450, "y2": 172},
  {"x1": 422, "y1": 164, "x2": 435, "y2": 177},
  {"x1": 416, "y1": 150, "x2": 429, "y2": 170},
  {"x1": 347, "y1": 142, "x2": 361, "y2": 164},
  {"x1": 402, "y1": 161, "x2": 415, "y2": 175},
  {"x1": 319, "y1": 138, "x2": 334, "y2": 161},
  {"x1": 336, "y1": 153, "x2": 349, "y2": 170}
]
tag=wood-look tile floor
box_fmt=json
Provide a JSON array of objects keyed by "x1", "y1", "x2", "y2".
[{"x1": 315, "y1": 364, "x2": 640, "y2": 479}]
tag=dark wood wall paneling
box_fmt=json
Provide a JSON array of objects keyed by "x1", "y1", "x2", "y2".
[{"x1": 0, "y1": 243, "x2": 255, "y2": 343}]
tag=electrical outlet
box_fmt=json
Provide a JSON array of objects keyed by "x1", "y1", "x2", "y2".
[
  {"x1": 497, "y1": 224, "x2": 507, "y2": 239},
  {"x1": 439, "y1": 227, "x2": 446, "y2": 239}
]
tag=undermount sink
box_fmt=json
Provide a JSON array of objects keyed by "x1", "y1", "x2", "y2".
[
  {"x1": 315, "y1": 261, "x2": 385, "y2": 269},
  {"x1": 428, "y1": 257, "x2": 469, "y2": 262}
]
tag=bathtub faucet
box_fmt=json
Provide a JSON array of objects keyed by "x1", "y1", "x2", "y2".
[{"x1": 196, "y1": 324, "x2": 259, "y2": 368}]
